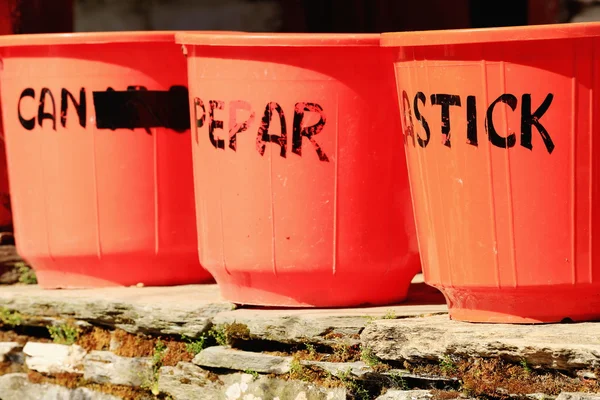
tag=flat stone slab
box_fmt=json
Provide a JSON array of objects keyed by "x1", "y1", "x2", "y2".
[
  {"x1": 361, "y1": 314, "x2": 600, "y2": 370},
  {"x1": 193, "y1": 346, "x2": 293, "y2": 374},
  {"x1": 192, "y1": 346, "x2": 377, "y2": 378},
  {"x1": 0, "y1": 284, "x2": 235, "y2": 337}
]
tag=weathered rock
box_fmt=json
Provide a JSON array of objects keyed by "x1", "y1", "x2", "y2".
[
  {"x1": 159, "y1": 363, "x2": 346, "y2": 400},
  {"x1": 0, "y1": 373, "x2": 121, "y2": 400},
  {"x1": 0, "y1": 284, "x2": 234, "y2": 337},
  {"x1": 192, "y1": 346, "x2": 385, "y2": 379},
  {"x1": 557, "y1": 394, "x2": 600, "y2": 400},
  {"x1": 382, "y1": 370, "x2": 459, "y2": 391},
  {"x1": 219, "y1": 373, "x2": 346, "y2": 400},
  {"x1": 83, "y1": 351, "x2": 152, "y2": 387},
  {"x1": 577, "y1": 370, "x2": 598, "y2": 380},
  {"x1": 23, "y1": 342, "x2": 86, "y2": 374},
  {"x1": 376, "y1": 390, "x2": 432, "y2": 400},
  {"x1": 361, "y1": 315, "x2": 600, "y2": 370},
  {"x1": 523, "y1": 394, "x2": 557, "y2": 400},
  {"x1": 159, "y1": 362, "x2": 224, "y2": 400},
  {"x1": 303, "y1": 360, "x2": 372, "y2": 378},
  {"x1": 0, "y1": 342, "x2": 21, "y2": 361},
  {"x1": 193, "y1": 346, "x2": 292, "y2": 374},
  {"x1": 213, "y1": 279, "x2": 446, "y2": 346},
  {"x1": 0, "y1": 245, "x2": 26, "y2": 285}
]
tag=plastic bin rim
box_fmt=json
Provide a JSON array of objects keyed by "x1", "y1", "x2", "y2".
[
  {"x1": 381, "y1": 21, "x2": 600, "y2": 47},
  {"x1": 175, "y1": 32, "x2": 381, "y2": 47},
  {"x1": 0, "y1": 31, "x2": 233, "y2": 47}
]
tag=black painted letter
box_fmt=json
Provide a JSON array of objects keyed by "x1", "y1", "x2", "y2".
[
  {"x1": 209, "y1": 100, "x2": 225, "y2": 150},
  {"x1": 229, "y1": 100, "x2": 255, "y2": 151},
  {"x1": 414, "y1": 92, "x2": 430, "y2": 148},
  {"x1": 431, "y1": 94, "x2": 461, "y2": 147},
  {"x1": 401, "y1": 91, "x2": 416, "y2": 147},
  {"x1": 38, "y1": 88, "x2": 56, "y2": 130},
  {"x1": 61, "y1": 88, "x2": 86, "y2": 128},
  {"x1": 257, "y1": 102, "x2": 287, "y2": 158},
  {"x1": 194, "y1": 97, "x2": 206, "y2": 144},
  {"x1": 18, "y1": 88, "x2": 35, "y2": 131},
  {"x1": 466, "y1": 95, "x2": 477, "y2": 146},
  {"x1": 521, "y1": 93, "x2": 555, "y2": 154},
  {"x1": 485, "y1": 93, "x2": 517, "y2": 149},
  {"x1": 292, "y1": 103, "x2": 328, "y2": 162}
]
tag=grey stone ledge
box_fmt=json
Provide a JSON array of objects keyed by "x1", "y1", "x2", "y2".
[
  {"x1": 0, "y1": 284, "x2": 235, "y2": 337},
  {"x1": 361, "y1": 314, "x2": 600, "y2": 370}
]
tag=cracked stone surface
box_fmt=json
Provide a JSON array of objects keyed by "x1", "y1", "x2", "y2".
[
  {"x1": 0, "y1": 284, "x2": 235, "y2": 337},
  {"x1": 83, "y1": 351, "x2": 152, "y2": 387},
  {"x1": 361, "y1": 314, "x2": 600, "y2": 370},
  {"x1": 0, "y1": 373, "x2": 122, "y2": 400},
  {"x1": 23, "y1": 343, "x2": 86, "y2": 374},
  {"x1": 213, "y1": 278, "x2": 447, "y2": 346}
]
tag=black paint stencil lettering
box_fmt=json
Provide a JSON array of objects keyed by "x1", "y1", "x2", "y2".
[
  {"x1": 466, "y1": 95, "x2": 477, "y2": 146},
  {"x1": 414, "y1": 92, "x2": 430, "y2": 148},
  {"x1": 209, "y1": 100, "x2": 225, "y2": 149},
  {"x1": 292, "y1": 102, "x2": 328, "y2": 162},
  {"x1": 194, "y1": 97, "x2": 206, "y2": 144},
  {"x1": 521, "y1": 93, "x2": 555, "y2": 154},
  {"x1": 38, "y1": 88, "x2": 56, "y2": 130},
  {"x1": 18, "y1": 88, "x2": 35, "y2": 131},
  {"x1": 92, "y1": 86, "x2": 191, "y2": 134},
  {"x1": 486, "y1": 93, "x2": 517, "y2": 148},
  {"x1": 61, "y1": 88, "x2": 86, "y2": 128},
  {"x1": 431, "y1": 94, "x2": 461, "y2": 148},
  {"x1": 229, "y1": 100, "x2": 255, "y2": 151},
  {"x1": 257, "y1": 102, "x2": 287, "y2": 158},
  {"x1": 401, "y1": 90, "x2": 416, "y2": 146}
]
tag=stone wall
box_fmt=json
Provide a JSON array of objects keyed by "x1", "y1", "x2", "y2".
[{"x1": 1, "y1": 278, "x2": 600, "y2": 399}]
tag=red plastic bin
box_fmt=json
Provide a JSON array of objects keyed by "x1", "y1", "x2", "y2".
[
  {"x1": 176, "y1": 32, "x2": 421, "y2": 307},
  {"x1": 0, "y1": 32, "x2": 212, "y2": 288},
  {"x1": 383, "y1": 22, "x2": 600, "y2": 323}
]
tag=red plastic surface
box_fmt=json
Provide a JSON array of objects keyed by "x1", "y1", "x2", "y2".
[
  {"x1": 0, "y1": 32, "x2": 212, "y2": 288},
  {"x1": 177, "y1": 32, "x2": 421, "y2": 307},
  {"x1": 384, "y1": 22, "x2": 600, "y2": 322}
]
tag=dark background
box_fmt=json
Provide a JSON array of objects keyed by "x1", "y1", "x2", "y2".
[{"x1": 0, "y1": 0, "x2": 588, "y2": 35}]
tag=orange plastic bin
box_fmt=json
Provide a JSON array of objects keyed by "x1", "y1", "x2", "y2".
[
  {"x1": 0, "y1": 32, "x2": 212, "y2": 288},
  {"x1": 383, "y1": 22, "x2": 600, "y2": 323},
  {"x1": 176, "y1": 32, "x2": 421, "y2": 307},
  {"x1": 0, "y1": 118, "x2": 12, "y2": 230}
]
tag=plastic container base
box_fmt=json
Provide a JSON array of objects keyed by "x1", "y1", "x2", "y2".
[
  {"x1": 214, "y1": 270, "x2": 416, "y2": 308},
  {"x1": 28, "y1": 254, "x2": 214, "y2": 289},
  {"x1": 441, "y1": 286, "x2": 600, "y2": 324}
]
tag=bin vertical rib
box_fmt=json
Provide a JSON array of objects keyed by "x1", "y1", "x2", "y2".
[
  {"x1": 571, "y1": 55, "x2": 577, "y2": 285},
  {"x1": 481, "y1": 59, "x2": 501, "y2": 288},
  {"x1": 91, "y1": 125, "x2": 102, "y2": 260},
  {"x1": 500, "y1": 60, "x2": 518, "y2": 288}
]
